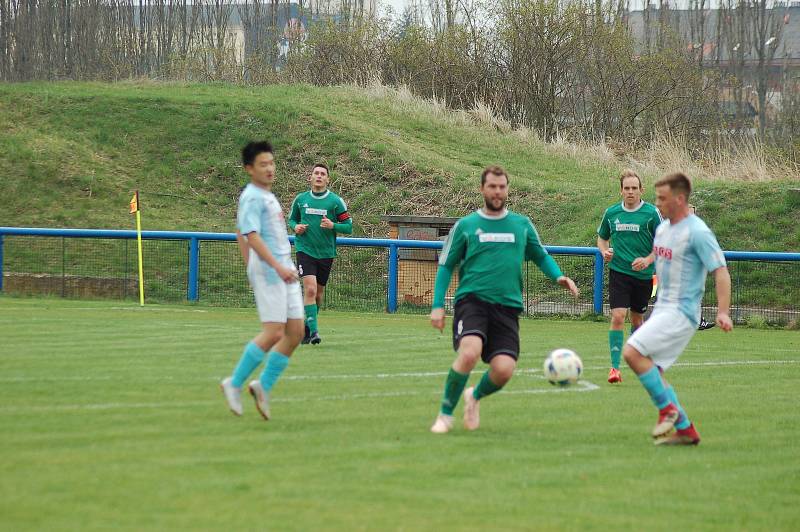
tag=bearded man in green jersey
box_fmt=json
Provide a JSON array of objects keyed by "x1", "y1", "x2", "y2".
[
  {"x1": 429, "y1": 165, "x2": 580, "y2": 434},
  {"x1": 288, "y1": 163, "x2": 353, "y2": 345},
  {"x1": 597, "y1": 169, "x2": 662, "y2": 384}
]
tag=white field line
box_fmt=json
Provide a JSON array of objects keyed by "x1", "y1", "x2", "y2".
[
  {"x1": 0, "y1": 379, "x2": 600, "y2": 414},
  {"x1": 0, "y1": 360, "x2": 796, "y2": 413},
  {"x1": 0, "y1": 359, "x2": 796, "y2": 385}
]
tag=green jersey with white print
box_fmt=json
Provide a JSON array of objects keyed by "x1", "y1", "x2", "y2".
[
  {"x1": 597, "y1": 201, "x2": 661, "y2": 280},
  {"x1": 432, "y1": 209, "x2": 563, "y2": 310},
  {"x1": 288, "y1": 189, "x2": 352, "y2": 259}
]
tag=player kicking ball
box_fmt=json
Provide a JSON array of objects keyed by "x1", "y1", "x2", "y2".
[
  {"x1": 220, "y1": 141, "x2": 304, "y2": 420},
  {"x1": 597, "y1": 169, "x2": 662, "y2": 384},
  {"x1": 429, "y1": 165, "x2": 579, "y2": 434},
  {"x1": 623, "y1": 172, "x2": 733, "y2": 445},
  {"x1": 288, "y1": 163, "x2": 353, "y2": 345}
]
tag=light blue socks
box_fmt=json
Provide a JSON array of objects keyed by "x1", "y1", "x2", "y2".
[
  {"x1": 665, "y1": 385, "x2": 690, "y2": 429},
  {"x1": 637, "y1": 366, "x2": 670, "y2": 409},
  {"x1": 231, "y1": 341, "x2": 265, "y2": 387},
  {"x1": 259, "y1": 351, "x2": 290, "y2": 393}
]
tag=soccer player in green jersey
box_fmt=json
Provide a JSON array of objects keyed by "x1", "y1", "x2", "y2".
[
  {"x1": 429, "y1": 165, "x2": 580, "y2": 434},
  {"x1": 288, "y1": 163, "x2": 353, "y2": 345},
  {"x1": 597, "y1": 170, "x2": 662, "y2": 384}
]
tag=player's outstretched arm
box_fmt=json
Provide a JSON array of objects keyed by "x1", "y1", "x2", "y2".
[
  {"x1": 713, "y1": 266, "x2": 733, "y2": 332},
  {"x1": 557, "y1": 276, "x2": 580, "y2": 298}
]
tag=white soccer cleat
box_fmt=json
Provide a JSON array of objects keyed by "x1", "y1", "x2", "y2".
[
  {"x1": 462, "y1": 387, "x2": 480, "y2": 430},
  {"x1": 430, "y1": 414, "x2": 454, "y2": 434},
  {"x1": 248, "y1": 380, "x2": 271, "y2": 420},
  {"x1": 220, "y1": 377, "x2": 243, "y2": 416}
]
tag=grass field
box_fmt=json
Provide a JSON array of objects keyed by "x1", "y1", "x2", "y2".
[
  {"x1": 1, "y1": 82, "x2": 798, "y2": 252},
  {"x1": 1, "y1": 297, "x2": 799, "y2": 530}
]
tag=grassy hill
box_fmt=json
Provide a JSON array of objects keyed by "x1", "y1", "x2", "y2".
[{"x1": 0, "y1": 81, "x2": 798, "y2": 251}]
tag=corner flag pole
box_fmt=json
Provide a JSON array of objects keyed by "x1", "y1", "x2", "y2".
[{"x1": 129, "y1": 190, "x2": 145, "y2": 306}]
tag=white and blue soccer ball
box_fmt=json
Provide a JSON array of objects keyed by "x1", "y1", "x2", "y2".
[{"x1": 543, "y1": 348, "x2": 583, "y2": 386}]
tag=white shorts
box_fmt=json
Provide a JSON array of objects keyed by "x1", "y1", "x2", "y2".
[
  {"x1": 248, "y1": 261, "x2": 304, "y2": 323},
  {"x1": 626, "y1": 309, "x2": 696, "y2": 370}
]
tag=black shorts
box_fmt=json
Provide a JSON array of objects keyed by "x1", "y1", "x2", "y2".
[
  {"x1": 296, "y1": 252, "x2": 334, "y2": 286},
  {"x1": 452, "y1": 294, "x2": 521, "y2": 363},
  {"x1": 608, "y1": 269, "x2": 653, "y2": 314}
]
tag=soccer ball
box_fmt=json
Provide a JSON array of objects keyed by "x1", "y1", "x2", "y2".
[{"x1": 543, "y1": 348, "x2": 583, "y2": 386}]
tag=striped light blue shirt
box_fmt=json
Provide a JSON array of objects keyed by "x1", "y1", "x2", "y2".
[{"x1": 653, "y1": 215, "x2": 726, "y2": 325}]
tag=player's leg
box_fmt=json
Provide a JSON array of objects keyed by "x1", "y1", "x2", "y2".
[
  {"x1": 629, "y1": 276, "x2": 651, "y2": 335},
  {"x1": 625, "y1": 311, "x2": 696, "y2": 441},
  {"x1": 297, "y1": 251, "x2": 319, "y2": 344},
  {"x1": 607, "y1": 271, "x2": 629, "y2": 383},
  {"x1": 431, "y1": 296, "x2": 487, "y2": 434},
  {"x1": 462, "y1": 305, "x2": 520, "y2": 430},
  {"x1": 302, "y1": 274, "x2": 319, "y2": 343},
  {"x1": 307, "y1": 258, "x2": 332, "y2": 345},
  {"x1": 222, "y1": 271, "x2": 284, "y2": 416},
  {"x1": 249, "y1": 282, "x2": 304, "y2": 420}
]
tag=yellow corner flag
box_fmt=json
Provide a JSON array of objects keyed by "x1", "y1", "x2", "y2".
[{"x1": 129, "y1": 191, "x2": 145, "y2": 306}]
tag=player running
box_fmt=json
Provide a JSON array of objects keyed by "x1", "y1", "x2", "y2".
[
  {"x1": 220, "y1": 141, "x2": 304, "y2": 420},
  {"x1": 623, "y1": 172, "x2": 732, "y2": 446},
  {"x1": 597, "y1": 169, "x2": 662, "y2": 384},
  {"x1": 288, "y1": 163, "x2": 353, "y2": 345},
  {"x1": 429, "y1": 165, "x2": 580, "y2": 434}
]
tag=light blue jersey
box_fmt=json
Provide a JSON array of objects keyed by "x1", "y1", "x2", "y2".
[
  {"x1": 237, "y1": 183, "x2": 293, "y2": 284},
  {"x1": 652, "y1": 214, "x2": 726, "y2": 325}
]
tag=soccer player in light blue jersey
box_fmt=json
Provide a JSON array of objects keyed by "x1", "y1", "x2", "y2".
[
  {"x1": 220, "y1": 141, "x2": 304, "y2": 421},
  {"x1": 623, "y1": 172, "x2": 733, "y2": 446}
]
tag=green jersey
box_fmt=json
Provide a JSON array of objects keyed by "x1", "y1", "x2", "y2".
[
  {"x1": 597, "y1": 201, "x2": 661, "y2": 280},
  {"x1": 288, "y1": 189, "x2": 353, "y2": 259},
  {"x1": 432, "y1": 209, "x2": 564, "y2": 310}
]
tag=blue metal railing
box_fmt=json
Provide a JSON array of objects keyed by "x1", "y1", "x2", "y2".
[{"x1": 2, "y1": 227, "x2": 799, "y2": 314}]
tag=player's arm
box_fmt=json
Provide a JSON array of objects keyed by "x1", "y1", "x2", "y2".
[
  {"x1": 693, "y1": 228, "x2": 732, "y2": 331},
  {"x1": 596, "y1": 210, "x2": 613, "y2": 262},
  {"x1": 713, "y1": 266, "x2": 733, "y2": 332},
  {"x1": 631, "y1": 252, "x2": 655, "y2": 271},
  {"x1": 332, "y1": 209, "x2": 353, "y2": 235},
  {"x1": 236, "y1": 230, "x2": 250, "y2": 266},
  {"x1": 322, "y1": 199, "x2": 353, "y2": 234},
  {"x1": 431, "y1": 223, "x2": 465, "y2": 331},
  {"x1": 243, "y1": 231, "x2": 298, "y2": 283},
  {"x1": 633, "y1": 209, "x2": 660, "y2": 270},
  {"x1": 288, "y1": 196, "x2": 307, "y2": 235},
  {"x1": 526, "y1": 221, "x2": 579, "y2": 297},
  {"x1": 597, "y1": 236, "x2": 614, "y2": 262}
]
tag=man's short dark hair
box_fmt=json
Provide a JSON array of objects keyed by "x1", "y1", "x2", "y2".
[
  {"x1": 481, "y1": 165, "x2": 509, "y2": 185},
  {"x1": 242, "y1": 141, "x2": 273, "y2": 167},
  {"x1": 312, "y1": 163, "x2": 329, "y2": 175},
  {"x1": 655, "y1": 172, "x2": 692, "y2": 199}
]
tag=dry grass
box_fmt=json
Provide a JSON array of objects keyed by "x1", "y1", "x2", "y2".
[{"x1": 356, "y1": 80, "x2": 798, "y2": 182}]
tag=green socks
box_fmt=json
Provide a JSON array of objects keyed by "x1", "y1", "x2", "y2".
[
  {"x1": 473, "y1": 370, "x2": 504, "y2": 400},
  {"x1": 305, "y1": 304, "x2": 318, "y2": 334},
  {"x1": 440, "y1": 368, "x2": 469, "y2": 415},
  {"x1": 609, "y1": 330, "x2": 624, "y2": 369}
]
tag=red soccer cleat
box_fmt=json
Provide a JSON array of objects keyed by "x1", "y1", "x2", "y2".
[
  {"x1": 655, "y1": 423, "x2": 701, "y2": 446},
  {"x1": 651, "y1": 403, "x2": 680, "y2": 438},
  {"x1": 607, "y1": 368, "x2": 622, "y2": 384}
]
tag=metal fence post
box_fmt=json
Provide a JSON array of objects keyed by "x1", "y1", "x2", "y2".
[
  {"x1": 387, "y1": 243, "x2": 398, "y2": 313},
  {"x1": 188, "y1": 238, "x2": 200, "y2": 302},
  {"x1": 593, "y1": 250, "x2": 604, "y2": 314},
  {"x1": 0, "y1": 234, "x2": 4, "y2": 292}
]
